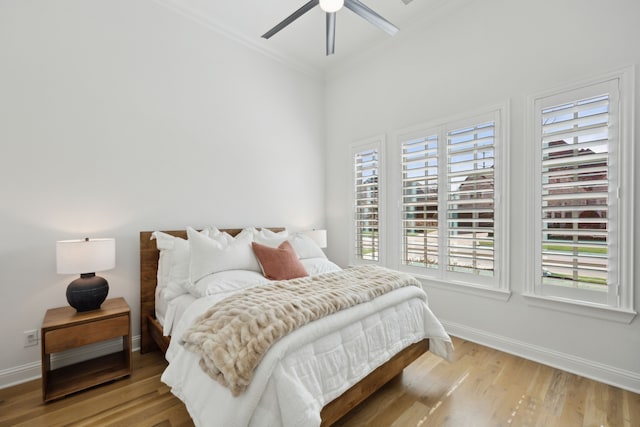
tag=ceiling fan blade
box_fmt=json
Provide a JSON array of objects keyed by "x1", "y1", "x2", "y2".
[
  {"x1": 344, "y1": 0, "x2": 399, "y2": 36},
  {"x1": 262, "y1": 0, "x2": 319, "y2": 39},
  {"x1": 326, "y1": 12, "x2": 336, "y2": 55}
]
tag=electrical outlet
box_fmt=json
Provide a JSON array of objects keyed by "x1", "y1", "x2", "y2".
[{"x1": 23, "y1": 329, "x2": 39, "y2": 348}]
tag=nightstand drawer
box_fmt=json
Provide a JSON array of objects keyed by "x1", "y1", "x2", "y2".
[{"x1": 44, "y1": 315, "x2": 129, "y2": 353}]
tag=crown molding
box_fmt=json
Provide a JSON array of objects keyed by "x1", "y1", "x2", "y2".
[{"x1": 151, "y1": 0, "x2": 324, "y2": 81}]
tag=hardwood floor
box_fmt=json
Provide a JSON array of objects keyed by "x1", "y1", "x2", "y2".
[
  {"x1": 1, "y1": 337, "x2": 638, "y2": 426},
  {"x1": 0, "y1": 350, "x2": 191, "y2": 427},
  {"x1": 334, "y1": 337, "x2": 640, "y2": 427}
]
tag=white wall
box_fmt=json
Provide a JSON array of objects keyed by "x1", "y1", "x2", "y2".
[
  {"x1": 0, "y1": 0, "x2": 324, "y2": 384},
  {"x1": 325, "y1": 0, "x2": 640, "y2": 391}
]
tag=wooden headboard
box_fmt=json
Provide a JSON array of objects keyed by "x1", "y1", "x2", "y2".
[{"x1": 139, "y1": 228, "x2": 284, "y2": 353}]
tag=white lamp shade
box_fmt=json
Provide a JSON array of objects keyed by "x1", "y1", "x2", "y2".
[
  {"x1": 56, "y1": 238, "x2": 116, "y2": 274},
  {"x1": 319, "y1": 0, "x2": 344, "y2": 13},
  {"x1": 301, "y1": 229, "x2": 327, "y2": 249}
]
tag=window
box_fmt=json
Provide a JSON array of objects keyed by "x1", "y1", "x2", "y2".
[
  {"x1": 528, "y1": 71, "x2": 635, "y2": 319},
  {"x1": 401, "y1": 133, "x2": 439, "y2": 269},
  {"x1": 397, "y1": 108, "x2": 508, "y2": 291},
  {"x1": 352, "y1": 137, "x2": 383, "y2": 263}
]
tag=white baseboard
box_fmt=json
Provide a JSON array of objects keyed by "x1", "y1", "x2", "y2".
[
  {"x1": 0, "y1": 360, "x2": 42, "y2": 390},
  {"x1": 441, "y1": 320, "x2": 640, "y2": 394},
  {"x1": 0, "y1": 335, "x2": 141, "y2": 390},
  {"x1": 4, "y1": 326, "x2": 638, "y2": 394}
]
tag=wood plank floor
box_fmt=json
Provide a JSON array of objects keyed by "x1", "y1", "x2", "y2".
[{"x1": 1, "y1": 336, "x2": 638, "y2": 426}]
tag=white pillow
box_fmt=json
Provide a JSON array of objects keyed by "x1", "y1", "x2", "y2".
[
  {"x1": 206, "y1": 225, "x2": 222, "y2": 236},
  {"x1": 205, "y1": 226, "x2": 235, "y2": 245},
  {"x1": 154, "y1": 236, "x2": 170, "y2": 291},
  {"x1": 187, "y1": 227, "x2": 261, "y2": 289},
  {"x1": 253, "y1": 228, "x2": 289, "y2": 247},
  {"x1": 191, "y1": 270, "x2": 269, "y2": 298},
  {"x1": 151, "y1": 229, "x2": 208, "y2": 300},
  {"x1": 300, "y1": 257, "x2": 341, "y2": 276},
  {"x1": 289, "y1": 233, "x2": 327, "y2": 259}
]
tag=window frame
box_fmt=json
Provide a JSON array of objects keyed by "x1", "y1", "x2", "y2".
[
  {"x1": 350, "y1": 135, "x2": 385, "y2": 266},
  {"x1": 390, "y1": 105, "x2": 510, "y2": 298},
  {"x1": 524, "y1": 68, "x2": 636, "y2": 323}
]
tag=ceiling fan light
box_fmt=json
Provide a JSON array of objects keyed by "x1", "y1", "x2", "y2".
[{"x1": 319, "y1": 0, "x2": 344, "y2": 13}]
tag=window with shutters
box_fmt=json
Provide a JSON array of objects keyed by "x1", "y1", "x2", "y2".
[
  {"x1": 352, "y1": 138, "x2": 383, "y2": 264},
  {"x1": 397, "y1": 108, "x2": 508, "y2": 292},
  {"x1": 527, "y1": 72, "x2": 635, "y2": 319}
]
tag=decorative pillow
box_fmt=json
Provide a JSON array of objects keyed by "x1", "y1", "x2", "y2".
[
  {"x1": 187, "y1": 227, "x2": 261, "y2": 289},
  {"x1": 288, "y1": 233, "x2": 327, "y2": 259},
  {"x1": 252, "y1": 241, "x2": 308, "y2": 280},
  {"x1": 151, "y1": 229, "x2": 208, "y2": 300}
]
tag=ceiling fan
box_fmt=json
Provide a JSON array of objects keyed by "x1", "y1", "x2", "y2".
[{"x1": 262, "y1": 0, "x2": 412, "y2": 56}]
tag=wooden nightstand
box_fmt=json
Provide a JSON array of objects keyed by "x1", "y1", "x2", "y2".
[{"x1": 41, "y1": 297, "x2": 132, "y2": 402}]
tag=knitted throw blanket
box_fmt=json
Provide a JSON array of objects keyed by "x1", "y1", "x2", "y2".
[{"x1": 180, "y1": 265, "x2": 421, "y2": 396}]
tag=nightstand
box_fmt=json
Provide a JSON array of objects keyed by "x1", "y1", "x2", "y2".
[{"x1": 41, "y1": 297, "x2": 132, "y2": 402}]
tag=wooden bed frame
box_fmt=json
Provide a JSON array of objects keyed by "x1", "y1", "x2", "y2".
[{"x1": 139, "y1": 229, "x2": 429, "y2": 426}]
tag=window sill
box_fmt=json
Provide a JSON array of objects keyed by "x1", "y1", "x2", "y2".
[
  {"x1": 417, "y1": 276, "x2": 512, "y2": 302},
  {"x1": 522, "y1": 293, "x2": 637, "y2": 324}
]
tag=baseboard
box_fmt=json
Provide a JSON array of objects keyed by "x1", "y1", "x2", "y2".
[
  {"x1": 5, "y1": 326, "x2": 638, "y2": 394},
  {"x1": 441, "y1": 320, "x2": 640, "y2": 394},
  {"x1": 0, "y1": 335, "x2": 142, "y2": 390}
]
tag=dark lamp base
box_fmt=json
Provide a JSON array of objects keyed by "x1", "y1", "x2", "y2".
[{"x1": 66, "y1": 273, "x2": 109, "y2": 312}]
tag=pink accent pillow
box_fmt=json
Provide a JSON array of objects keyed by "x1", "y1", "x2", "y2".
[{"x1": 252, "y1": 241, "x2": 308, "y2": 280}]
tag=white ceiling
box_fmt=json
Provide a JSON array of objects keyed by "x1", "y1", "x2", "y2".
[{"x1": 158, "y1": 0, "x2": 449, "y2": 75}]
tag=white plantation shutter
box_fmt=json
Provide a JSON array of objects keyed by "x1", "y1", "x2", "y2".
[
  {"x1": 534, "y1": 78, "x2": 623, "y2": 306},
  {"x1": 447, "y1": 122, "x2": 495, "y2": 276},
  {"x1": 398, "y1": 109, "x2": 503, "y2": 289},
  {"x1": 541, "y1": 95, "x2": 609, "y2": 289},
  {"x1": 353, "y1": 145, "x2": 380, "y2": 262},
  {"x1": 401, "y1": 134, "x2": 439, "y2": 268}
]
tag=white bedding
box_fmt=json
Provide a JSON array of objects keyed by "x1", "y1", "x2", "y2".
[
  {"x1": 155, "y1": 259, "x2": 341, "y2": 334},
  {"x1": 155, "y1": 286, "x2": 169, "y2": 328},
  {"x1": 161, "y1": 284, "x2": 453, "y2": 427},
  {"x1": 162, "y1": 293, "x2": 197, "y2": 336}
]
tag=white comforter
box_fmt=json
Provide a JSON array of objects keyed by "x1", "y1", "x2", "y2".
[{"x1": 161, "y1": 285, "x2": 452, "y2": 427}]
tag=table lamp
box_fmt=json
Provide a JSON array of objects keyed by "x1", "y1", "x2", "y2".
[
  {"x1": 56, "y1": 237, "x2": 115, "y2": 312},
  {"x1": 301, "y1": 229, "x2": 328, "y2": 249}
]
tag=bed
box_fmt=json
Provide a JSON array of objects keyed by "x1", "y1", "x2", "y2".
[{"x1": 139, "y1": 228, "x2": 452, "y2": 427}]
